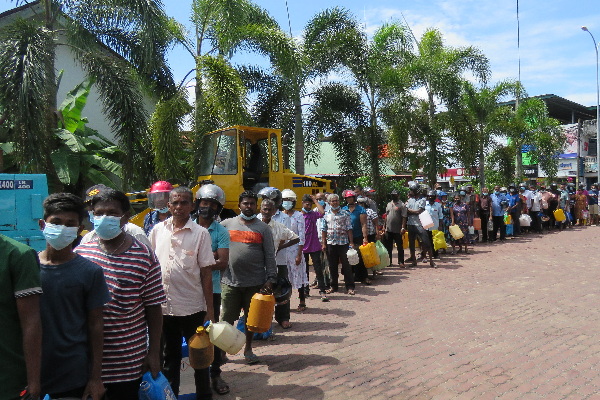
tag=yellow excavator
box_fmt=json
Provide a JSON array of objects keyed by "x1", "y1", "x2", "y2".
[{"x1": 130, "y1": 125, "x2": 334, "y2": 226}]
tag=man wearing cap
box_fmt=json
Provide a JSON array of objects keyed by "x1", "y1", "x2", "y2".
[
  {"x1": 384, "y1": 189, "x2": 407, "y2": 267},
  {"x1": 80, "y1": 184, "x2": 151, "y2": 248},
  {"x1": 490, "y1": 185, "x2": 509, "y2": 241}
]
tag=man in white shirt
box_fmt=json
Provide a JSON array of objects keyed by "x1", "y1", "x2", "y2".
[
  {"x1": 148, "y1": 186, "x2": 215, "y2": 399},
  {"x1": 528, "y1": 184, "x2": 542, "y2": 233},
  {"x1": 258, "y1": 199, "x2": 299, "y2": 329}
]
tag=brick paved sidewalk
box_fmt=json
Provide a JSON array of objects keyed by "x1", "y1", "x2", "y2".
[{"x1": 180, "y1": 226, "x2": 600, "y2": 399}]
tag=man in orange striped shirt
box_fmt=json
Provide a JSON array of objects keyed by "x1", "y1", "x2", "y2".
[{"x1": 220, "y1": 190, "x2": 277, "y2": 365}]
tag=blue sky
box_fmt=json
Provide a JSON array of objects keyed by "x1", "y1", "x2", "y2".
[{"x1": 2, "y1": 0, "x2": 600, "y2": 106}]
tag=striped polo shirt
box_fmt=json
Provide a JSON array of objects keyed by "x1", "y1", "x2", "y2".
[{"x1": 75, "y1": 238, "x2": 166, "y2": 383}]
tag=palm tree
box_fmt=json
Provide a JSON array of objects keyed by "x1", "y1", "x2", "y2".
[
  {"x1": 447, "y1": 80, "x2": 517, "y2": 189},
  {"x1": 240, "y1": 7, "x2": 363, "y2": 175},
  {"x1": 150, "y1": 0, "x2": 278, "y2": 179},
  {"x1": 405, "y1": 28, "x2": 490, "y2": 184},
  {"x1": 0, "y1": 0, "x2": 175, "y2": 189}
]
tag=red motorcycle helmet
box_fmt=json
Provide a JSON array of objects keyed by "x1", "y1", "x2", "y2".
[{"x1": 148, "y1": 181, "x2": 174, "y2": 211}]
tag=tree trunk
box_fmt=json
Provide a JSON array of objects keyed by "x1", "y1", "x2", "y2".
[
  {"x1": 293, "y1": 94, "x2": 304, "y2": 175},
  {"x1": 43, "y1": 4, "x2": 63, "y2": 192},
  {"x1": 515, "y1": 146, "x2": 523, "y2": 182},
  {"x1": 479, "y1": 126, "x2": 485, "y2": 190},
  {"x1": 428, "y1": 91, "x2": 438, "y2": 185},
  {"x1": 369, "y1": 91, "x2": 380, "y2": 203}
]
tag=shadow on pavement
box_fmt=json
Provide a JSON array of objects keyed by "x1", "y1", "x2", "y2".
[
  {"x1": 301, "y1": 307, "x2": 356, "y2": 317},
  {"x1": 287, "y1": 321, "x2": 348, "y2": 331},
  {"x1": 263, "y1": 333, "x2": 347, "y2": 345},
  {"x1": 265, "y1": 353, "x2": 340, "y2": 372},
  {"x1": 218, "y1": 371, "x2": 325, "y2": 400}
]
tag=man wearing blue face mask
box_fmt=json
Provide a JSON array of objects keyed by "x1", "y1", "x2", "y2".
[
  {"x1": 75, "y1": 189, "x2": 166, "y2": 400},
  {"x1": 80, "y1": 184, "x2": 151, "y2": 248},
  {"x1": 38, "y1": 193, "x2": 111, "y2": 400}
]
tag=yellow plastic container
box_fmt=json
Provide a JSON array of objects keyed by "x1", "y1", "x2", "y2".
[
  {"x1": 188, "y1": 325, "x2": 214, "y2": 369},
  {"x1": 449, "y1": 224, "x2": 464, "y2": 240},
  {"x1": 247, "y1": 293, "x2": 275, "y2": 333},
  {"x1": 359, "y1": 242, "x2": 381, "y2": 268},
  {"x1": 554, "y1": 208, "x2": 566, "y2": 222}
]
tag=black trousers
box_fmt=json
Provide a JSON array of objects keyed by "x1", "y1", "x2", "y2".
[
  {"x1": 491, "y1": 215, "x2": 505, "y2": 241},
  {"x1": 421, "y1": 231, "x2": 438, "y2": 258},
  {"x1": 274, "y1": 265, "x2": 290, "y2": 323},
  {"x1": 304, "y1": 251, "x2": 327, "y2": 292},
  {"x1": 326, "y1": 244, "x2": 355, "y2": 290},
  {"x1": 210, "y1": 293, "x2": 222, "y2": 379},
  {"x1": 352, "y1": 236, "x2": 369, "y2": 282},
  {"x1": 511, "y1": 210, "x2": 521, "y2": 235},
  {"x1": 529, "y1": 210, "x2": 541, "y2": 233},
  {"x1": 162, "y1": 311, "x2": 212, "y2": 400},
  {"x1": 104, "y1": 378, "x2": 142, "y2": 400},
  {"x1": 478, "y1": 210, "x2": 490, "y2": 242},
  {"x1": 384, "y1": 231, "x2": 404, "y2": 265}
]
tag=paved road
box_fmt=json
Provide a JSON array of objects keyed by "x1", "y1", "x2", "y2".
[{"x1": 181, "y1": 226, "x2": 600, "y2": 399}]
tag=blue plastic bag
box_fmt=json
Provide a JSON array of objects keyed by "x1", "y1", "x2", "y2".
[
  {"x1": 139, "y1": 371, "x2": 177, "y2": 400},
  {"x1": 237, "y1": 314, "x2": 273, "y2": 340}
]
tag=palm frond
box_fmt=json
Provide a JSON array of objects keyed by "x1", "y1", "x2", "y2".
[
  {"x1": 0, "y1": 18, "x2": 55, "y2": 173},
  {"x1": 150, "y1": 88, "x2": 192, "y2": 181}
]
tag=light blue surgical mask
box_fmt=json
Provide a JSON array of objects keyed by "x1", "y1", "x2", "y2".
[
  {"x1": 282, "y1": 201, "x2": 294, "y2": 210},
  {"x1": 88, "y1": 210, "x2": 94, "y2": 223},
  {"x1": 93, "y1": 215, "x2": 123, "y2": 240},
  {"x1": 460, "y1": 191, "x2": 466, "y2": 196},
  {"x1": 331, "y1": 205, "x2": 340, "y2": 210},
  {"x1": 240, "y1": 213, "x2": 256, "y2": 220},
  {"x1": 302, "y1": 207, "x2": 310, "y2": 213},
  {"x1": 156, "y1": 207, "x2": 169, "y2": 214},
  {"x1": 318, "y1": 200, "x2": 325, "y2": 207},
  {"x1": 43, "y1": 222, "x2": 79, "y2": 250}
]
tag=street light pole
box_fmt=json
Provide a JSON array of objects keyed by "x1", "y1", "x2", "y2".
[{"x1": 582, "y1": 26, "x2": 600, "y2": 185}]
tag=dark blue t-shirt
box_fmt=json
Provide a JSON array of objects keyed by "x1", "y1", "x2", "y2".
[
  {"x1": 40, "y1": 255, "x2": 111, "y2": 394},
  {"x1": 589, "y1": 190, "x2": 599, "y2": 205},
  {"x1": 342, "y1": 205, "x2": 366, "y2": 238}
]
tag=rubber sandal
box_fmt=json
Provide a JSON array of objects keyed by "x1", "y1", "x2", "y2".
[
  {"x1": 320, "y1": 293, "x2": 329, "y2": 302},
  {"x1": 347, "y1": 289, "x2": 355, "y2": 295},
  {"x1": 212, "y1": 377, "x2": 230, "y2": 395},
  {"x1": 297, "y1": 304, "x2": 307, "y2": 312},
  {"x1": 280, "y1": 321, "x2": 292, "y2": 329},
  {"x1": 325, "y1": 288, "x2": 337, "y2": 294},
  {"x1": 244, "y1": 353, "x2": 260, "y2": 364},
  {"x1": 363, "y1": 278, "x2": 372, "y2": 285}
]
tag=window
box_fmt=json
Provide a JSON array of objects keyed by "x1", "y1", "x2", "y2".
[
  {"x1": 198, "y1": 129, "x2": 238, "y2": 175},
  {"x1": 270, "y1": 133, "x2": 279, "y2": 172}
]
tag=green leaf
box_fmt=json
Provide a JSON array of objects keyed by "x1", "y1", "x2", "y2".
[
  {"x1": 58, "y1": 77, "x2": 96, "y2": 133},
  {"x1": 0, "y1": 142, "x2": 14, "y2": 154},
  {"x1": 83, "y1": 167, "x2": 119, "y2": 190},
  {"x1": 81, "y1": 154, "x2": 122, "y2": 176},
  {"x1": 55, "y1": 129, "x2": 87, "y2": 153},
  {"x1": 50, "y1": 147, "x2": 80, "y2": 185}
]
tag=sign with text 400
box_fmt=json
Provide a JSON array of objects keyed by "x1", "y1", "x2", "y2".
[{"x1": 0, "y1": 180, "x2": 34, "y2": 190}]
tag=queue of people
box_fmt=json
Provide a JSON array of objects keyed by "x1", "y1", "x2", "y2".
[{"x1": 5, "y1": 178, "x2": 595, "y2": 400}]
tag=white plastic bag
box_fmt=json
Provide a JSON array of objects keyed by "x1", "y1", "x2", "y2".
[
  {"x1": 347, "y1": 248, "x2": 359, "y2": 265},
  {"x1": 519, "y1": 214, "x2": 532, "y2": 227}
]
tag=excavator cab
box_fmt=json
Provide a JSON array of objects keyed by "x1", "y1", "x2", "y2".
[{"x1": 195, "y1": 125, "x2": 333, "y2": 213}]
